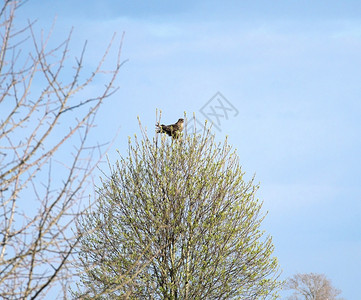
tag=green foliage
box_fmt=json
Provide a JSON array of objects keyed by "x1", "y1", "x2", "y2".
[{"x1": 75, "y1": 123, "x2": 281, "y2": 299}]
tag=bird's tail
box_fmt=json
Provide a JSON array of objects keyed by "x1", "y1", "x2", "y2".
[{"x1": 155, "y1": 122, "x2": 162, "y2": 133}]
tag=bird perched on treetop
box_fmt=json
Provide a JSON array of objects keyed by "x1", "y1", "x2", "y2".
[{"x1": 156, "y1": 118, "x2": 184, "y2": 139}]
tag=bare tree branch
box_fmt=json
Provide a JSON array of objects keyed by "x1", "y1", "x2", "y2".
[
  {"x1": 0, "y1": 1, "x2": 125, "y2": 298},
  {"x1": 286, "y1": 273, "x2": 344, "y2": 300}
]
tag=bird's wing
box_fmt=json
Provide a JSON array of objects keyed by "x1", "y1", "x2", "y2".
[{"x1": 157, "y1": 124, "x2": 173, "y2": 136}]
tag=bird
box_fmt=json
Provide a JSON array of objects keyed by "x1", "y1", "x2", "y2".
[{"x1": 156, "y1": 118, "x2": 184, "y2": 139}]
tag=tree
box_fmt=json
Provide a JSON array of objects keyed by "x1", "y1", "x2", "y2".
[
  {"x1": 0, "y1": 1, "x2": 124, "y2": 298},
  {"x1": 286, "y1": 273, "x2": 343, "y2": 300},
  {"x1": 75, "y1": 121, "x2": 281, "y2": 299}
]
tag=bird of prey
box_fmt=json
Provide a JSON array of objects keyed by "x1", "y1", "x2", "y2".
[{"x1": 156, "y1": 118, "x2": 184, "y2": 139}]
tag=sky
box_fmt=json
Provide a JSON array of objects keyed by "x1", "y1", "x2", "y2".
[{"x1": 16, "y1": 1, "x2": 361, "y2": 298}]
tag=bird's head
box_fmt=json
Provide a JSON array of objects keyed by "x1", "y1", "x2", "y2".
[{"x1": 177, "y1": 118, "x2": 184, "y2": 129}]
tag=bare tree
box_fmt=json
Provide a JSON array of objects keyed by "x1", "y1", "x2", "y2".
[
  {"x1": 0, "y1": 1, "x2": 124, "y2": 298},
  {"x1": 286, "y1": 273, "x2": 343, "y2": 300},
  {"x1": 75, "y1": 120, "x2": 282, "y2": 299}
]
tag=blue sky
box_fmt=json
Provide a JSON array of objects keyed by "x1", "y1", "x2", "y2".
[{"x1": 18, "y1": 1, "x2": 361, "y2": 298}]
